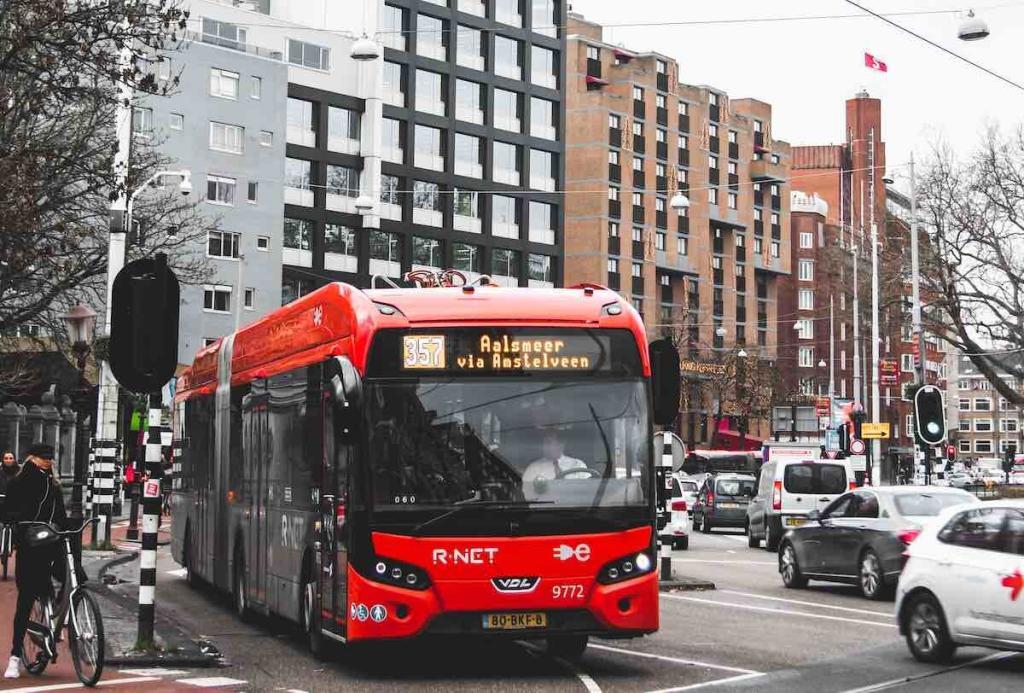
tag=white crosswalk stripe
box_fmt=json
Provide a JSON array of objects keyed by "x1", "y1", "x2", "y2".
[{"x1": 175, "y1": 677, "x2": 249, "y2": 688}]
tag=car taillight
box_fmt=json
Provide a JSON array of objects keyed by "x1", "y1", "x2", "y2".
[
  {"x1": 897, "y1": 529, "x2": 921, "y2": 545},
  {"x1": 671, "y1": 499, "x2": 688, "y2": 512},
  {"x1": 772, "y1": 481, "x2": 782, "y2": 511},
  {"x1": 849, "y1": 481, "x2": 857, "y2": 491},
  {"x1": 706, "y1": 492, "x2": 714, "y2": 506}
]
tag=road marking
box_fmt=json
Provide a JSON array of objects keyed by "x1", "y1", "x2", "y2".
[
  {"x1": 4, "y1": 676, "x2": 160, "y2": 692},
  {"x1": 646, "y1": 672, "x2": 765, "y2": 693},
  {"x1": 671, "y1": 559, "x2": 776, "y2": 566},
  {"x1": 119, "y1": 668, "x2": 190, "y2": 676},
  {"x1": 661, "y1": 594, "x2": 897, "y2": 628},
  {"x1": 590, "y1": 643, "x2": 760, "y2": 674},
  {"x1": 175, "y1": 677, "x2": 249, "y2": 688},
  {"x1": 517, "y1": 641, "x2": 601, "y2": 693},
  {"x1": 838, "y1": 650, "x2": 1019, "y2": 693},
  {"x1": 718, "y1": 589, "x2": 893, "y2": 617}
]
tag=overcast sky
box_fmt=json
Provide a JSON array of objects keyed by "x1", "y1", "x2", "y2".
[{"x1": 572, "y1": 0, "x2": 1024, "y2": 189}]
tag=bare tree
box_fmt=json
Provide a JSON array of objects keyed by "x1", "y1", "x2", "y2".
[{"x1": 916, "y1": 129, "x2": 1024, "y2": 406}]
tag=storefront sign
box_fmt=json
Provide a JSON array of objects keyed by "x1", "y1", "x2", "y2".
[{"x1": 679, "y1": 359, "x2": 727, "y2": 377}]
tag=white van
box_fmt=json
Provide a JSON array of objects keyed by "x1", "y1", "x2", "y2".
[{"x1": 746, "y1": 447, "x2": 855, "y2": 550}]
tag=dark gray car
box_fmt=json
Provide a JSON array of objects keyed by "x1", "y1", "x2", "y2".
[
  {"x1": 694, "y1": 473, "x2": 757, "y2": 533},
  {"x1": 777, "y1": 487, "x2": 976, "y2": 599}
]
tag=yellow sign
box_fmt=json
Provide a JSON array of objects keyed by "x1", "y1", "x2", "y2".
[
  {"x1": 403, "y1": 335, "x2": 446, "y2": 369},
  {"x1": 861, "y1": 423, "x2": 891, "y2": 439}
]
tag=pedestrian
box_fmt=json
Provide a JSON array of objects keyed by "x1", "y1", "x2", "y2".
[
  {"x1": 0, "y1": 451, "x2": 20, "y2": 512},
  {"x1": 3, "y1": 444, "x2": 67, "y2": 679}
]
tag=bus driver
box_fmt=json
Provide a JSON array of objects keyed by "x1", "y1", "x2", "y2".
[{"x1": 522, "y1": 429, "x2": 589, "y2": 483}]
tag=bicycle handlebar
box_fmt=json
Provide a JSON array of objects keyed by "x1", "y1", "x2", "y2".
[{"x1": 16, "y1": 518, "x2": 98, "y2": 536}]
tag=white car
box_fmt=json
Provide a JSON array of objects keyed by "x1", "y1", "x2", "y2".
[
  {"x1": 662, "y1": 474, "x2": 694, "y2": 550},
  {"x1": 896, "y1": 500, "x2": 1024, "y2": 662}
]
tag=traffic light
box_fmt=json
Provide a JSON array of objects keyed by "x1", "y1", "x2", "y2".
[
  {"x1": 913, "y1": 384, "x2": 947, "y2": 446},
  {"x1": 946, "y1": 444, "x2": 957, "y2": 461}
]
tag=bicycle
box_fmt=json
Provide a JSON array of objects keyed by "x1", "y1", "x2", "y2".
[
  {"x1": 19, "y1": 518, "x2": 104, "y2": 687},
  {"x1": 0, "y1": 522, "x2": 13, "y2": 580}
]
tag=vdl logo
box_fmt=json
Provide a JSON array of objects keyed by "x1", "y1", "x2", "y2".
[{"x1": 492, "y1": 577, "x2": 540, "y2": 593}]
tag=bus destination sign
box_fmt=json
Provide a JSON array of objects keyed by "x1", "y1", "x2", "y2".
[{"x1": 403, "y1": 334, "x2": 597, "y2": 372}]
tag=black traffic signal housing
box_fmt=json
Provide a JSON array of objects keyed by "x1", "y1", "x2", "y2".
[
  {"x1": 946, "y1": 444, "x2": 957, "y2": 462},
  {"x1": 1004, "y1": 445, "x2": 1017, "y2": 475},
  {"x1": 913, "y1": 384, "x2": 947, "y2": 447}
]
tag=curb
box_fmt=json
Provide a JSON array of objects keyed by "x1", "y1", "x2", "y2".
[{"x1": 658, "y1": 578, "x2": 716, "y2": 592}]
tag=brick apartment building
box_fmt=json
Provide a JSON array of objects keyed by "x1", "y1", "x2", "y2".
[
  {"x1": 953, "y1": 355, "x2": 1024, "y2": 461},
  {"x1": 564, "y1": 13, "x2": 792, "y2": 450}
]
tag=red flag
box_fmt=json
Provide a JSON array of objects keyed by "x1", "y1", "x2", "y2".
[{"x1": 864, "y1": 53, "x2": 888, "y2": 72}]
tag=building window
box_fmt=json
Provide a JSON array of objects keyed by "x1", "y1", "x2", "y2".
[
  {"x1": 530, "y1": 45, "x2": 557, "y2": 89},
  {"x1": 975, "y1": 440, "x2": 993, "y2": 454},
  {"x1": 456, "y1": 24, "x2": 485, "y2": 70},
  {"x1": 528, "y1": 200, "x2": 555, "y2": 244},
  {"x1": 412, "y1": 236, "x2": 444, "y2": 270},
  {"x1": 798, "y1": 347, "x2": 814, "y2": 368},
  {"x1": 632, "y1": 85, "x2": 644, "y2": 102},
  {"x1": 288, "y1": 38, "x2": 330, "y2": 70},
  {"x1": 132, "y1": 107, "x2": 152, "y2": 137},
  {"x1": 530, "y1": 96, "x2": 557, "y2": 140},
  {"x1": 492, "y1": 195, "x2": 520, "y2": 238},
  {"x1": 728, "y1": 192, "x2": 737, "y2": 209},
  {"x1": 453, "y1": 242, "x2": 483, "y2": 275},
  {"x1": 493, "y1": 141, "x2": 521, "y2": 185},
  {"x1": 587, "y1": 45, "x2": 600, "y2": 61},
  {"x1": 959, "y1": 398, "x2": 971, "y2": 411},
  {"x1": 495, "y1": 0, "x2": 523, "y2": 26},
  {"x1": 494, "y1": 35, "x2": 522, "y2": 80},
  {"x1": 959, "y1": 419, "x2": 972, "y2": 432},
  {"x1": 328, "y1": 106, "x2": 360, "y2": 149},
  {"x1": 607, "y1": 258, "x2": 619, "y2": 273},
  {"x1": 708, "y1": 188, "x2": 717, "y2": 205},
  {"x1": 251, "y1": 76, "x2": 263, "y2": 99},
  {"x1": 798, "y1": 259, "x2": 814, "y2": 281},
  {"x1": 414, "y1": 124, "x2": 445, "y2": 171},
  {"x1": 286, "y1": 97, "x2": 315, "y2": 146},
  {"x1": 798, "y1": 289, "x2": 813, "y2": 310},
  {"x1": 412, "y1": 180, "x2": 442, "y2": 226},
  {"x1": 528, "y1": 254, "x2": 554, "y2": 287},
  {"x1": 709, "y1": 154, "x2": 718, "y2": 169},
  {"x1": 609, "y1": 221, "x2": 620, "y2": 237},
  {"x1": 901, "y1": 353, "x2": 914, "y2": 372},
  {"x1": 380, "y1": 4, "x2": 407, "y2": 51},
  {"x1": 656, "y1": 94, "x2": 666, "y2": 109},
  {"x1": 799, "y1": 231, "x2": 813, "y2": 249},
  {"x1": 209, "y1": 68, "x2": 239, "y2": 99},
  {"x1": 256, "y1": 236, "x2": 270, "y2": 251},
  {"x1": 203, "y1": 338, "x2": 218, "y2": 348},
  {"x1": 203, "y1": 286, "x2": 232, "y2": 313},
  {"x1": 609, "y1": 113, "x2": 621, "y2": 129},
  {"x1": 493, "y1": 88, "x2": 521, "y2": 132},
  {"x1": 169, "y1": 113, "x2": 184, "y2": 130},
  {"x1": 209, "y1": 121, "x2": 243, "y2": 153},
  {"x1": 416, "y1": 69, "x2": 446, "y2": 116},
  {"x1": 259, "y1": 130, "x2": 273, "y2": 147},
  {"x1": 455, "y1": 79, "x2": 484, "y2": 125},
  {"x1": 201, "y1": 17, "x2": 247, "y2": 49},
  {"x1": 285, "y1": 157, "x2": 313, "y2": 205},
  {"x1": 530, "y1": 149, "x2": 555, "y2": 191},
  {"x1": 491, "y1": 248, "x2": 521, "y2": 286},
  {"x1": 796, "y1": 319, "x2": 813, "y2": 340},
  {"x1": 1002, "y1": 419, "x2": 1019, "y2": 433},
  {"x1": 959, "y1": 440, "x2": 972, "y2": 453},
  {"x1": 369, "y1": 230, "x2": 401, "y2": 277},
  {"x1": 326, "y1": 165, "x2": 359, "y2": 198},
  {"x1": 631, "y1": 262, "x2": 642, "y2": 278},
  {"x1": 975, "y1": 419, "x2": 993, "y2": 433},
  {"x1": 677, "y1": 236, "x2": 688, "y2": 256},
  {"x1": 206, "y1": 175, "x2": 236, "y2": 205},
  {"x1": 383, "y1": 60, "x2": 406, "y2": 107},
  {"x1": 975, "y1": 398, "x2": 992, "y2": 411},
  {"x1": 207, "y1": 231, "x2": 240, "y2": 259},
  {"x1": 247, "y1": 181, "x2": 258, "y2": 203},
  {"x1": 243, "y1": 288, "x2": 255, "y2": 310},
  {"x1": 608, "y1": 186, "x2": 620, "y2": 201},
  {"x1": 283, "y1": 218, "x2": 312, "y2": 251},
  {"x1": 454, "y1": 133, "x2": 483, "y2": 178}
]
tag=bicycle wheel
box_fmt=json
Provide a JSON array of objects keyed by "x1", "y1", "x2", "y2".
[
  {"x1": 21, "y1": 598, "x2": 49, "y2": 675},
  {"x1": 68, "y1": 590, "x2": 105, "y2": 687}
]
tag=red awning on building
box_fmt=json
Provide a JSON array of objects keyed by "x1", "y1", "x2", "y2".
[
  {"x1": 585, "y1": 75, "x2": 609, "y2": 88},
  {"x1": 712, "y1": 429, "x2": 764, "y2": 452}
]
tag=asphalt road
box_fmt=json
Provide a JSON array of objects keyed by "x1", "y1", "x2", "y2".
[{"x1": 7, "y1": 528, "x2": 1022, "y2": 692}]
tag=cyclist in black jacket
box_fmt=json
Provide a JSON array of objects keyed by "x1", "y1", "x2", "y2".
[{"x1": 3, "y1": 444, "x2": 67, "y2": 680}]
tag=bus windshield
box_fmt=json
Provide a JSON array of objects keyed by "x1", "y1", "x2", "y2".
[{"x1": 366, "y1": 378, "x2": 650, "y2": 510}]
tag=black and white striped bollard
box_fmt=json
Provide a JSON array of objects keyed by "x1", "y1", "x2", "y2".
[
  {"x1": 91, "y1": 439, "x2": 118, "y2": 547},
  {"x1": 138, "y1": 392, "x2": 163, "y2": 646},
  {"x1": 659, "y1": 434, "x2": 674, "y2": 581}
]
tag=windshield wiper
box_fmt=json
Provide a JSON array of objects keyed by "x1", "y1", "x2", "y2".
[{"x1": 411, "y1": 498, "x2": 553, "y2": 536}]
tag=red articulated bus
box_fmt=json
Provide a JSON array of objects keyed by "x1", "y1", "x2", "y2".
[{"x1": 171, "y1": 277, "x2": 674, "y2": 658}]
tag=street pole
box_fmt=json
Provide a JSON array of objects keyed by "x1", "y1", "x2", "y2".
[
  {"x1": 94, "y1": 22, "x2": 135, "y2": 546},
  {"x1": 234, "y1": 251, "x2": 245, "y2": 333},
  {"x1": 869, "y1": 221, "x2": 881, "y2": 487},
  {"x1": 829, "y1": 294, "x2": 835, "y2": 399},
  {"x1": 658, "y1": 434, "x2": 673, "y2": 581},
  {"x1": 357, "y1": 0, "x2": 383, "y2": 231},
  {"x1": 852, "y1": 246, "x2": 861, "y2": 406},
  {"x1": 138, "y1": 391, "x2": 164, "y2": 648},
  {"x1": 909, "y1": 154, "x2": 927, "y2": 388}
]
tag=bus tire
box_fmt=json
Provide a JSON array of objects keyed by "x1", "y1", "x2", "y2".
[
  {"x1": 184, "y1": 526, "x2": 199, "y2": 588},
  {"x1": 547, "y1": 634, "x2": 588, "y2": 661},
  {"x1": 301, "y1": 558, "x2": 326, "y2": 660},
  {"x1": 233, "y1": 547, "x2": 250, "y2": 623}
]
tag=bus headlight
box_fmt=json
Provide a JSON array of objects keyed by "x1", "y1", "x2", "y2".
[
  {"x1": 366, "y1": 556, "x2": 431, "y2": 591},
  {"x1": 597, "y1": 551, "x2": 654, "y2": 584}
]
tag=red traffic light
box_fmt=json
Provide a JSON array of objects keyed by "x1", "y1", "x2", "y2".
[{"x1": 946, "y1": 444, "x2": 957, "y2": 460}]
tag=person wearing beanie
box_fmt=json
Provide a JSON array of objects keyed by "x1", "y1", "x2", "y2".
[{"x1": 3, "y1": 444, "x2": 67, "y2": 679}]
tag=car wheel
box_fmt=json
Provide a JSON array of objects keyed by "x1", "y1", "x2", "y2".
[
  {"x1": 747, "y1": 529, "x2": 760, "y2": 548},
  {"x1": 678, "y1": 535, "x2": 689, "y2": 551},
  {"x1": 903, "y1": 592, "x2": 956, "y2": 663},
  {"x1": 700, "y1": 513, "x2": 711, "y2": 534},
  {"x1": 779, "y1": 543, "x2": 808, "y2": 588},
  {"x1": 764, "y1": 522, "x2": 780, "y2": 551},
  {"x1": 859, "y1": 550, "x2": 886, "y2": 600}
]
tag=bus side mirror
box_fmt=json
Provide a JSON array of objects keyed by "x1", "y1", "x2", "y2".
[
  {"x1": 329, "y1": 355, "x2": 363, "y2": 408},
  {"x1": 648, "y1": 338, "x2": 680, "y2": 427}
]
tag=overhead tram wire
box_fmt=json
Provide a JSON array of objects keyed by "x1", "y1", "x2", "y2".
[{"x1": 843, "y1": 0, "x2": 1024, "y2": 93}]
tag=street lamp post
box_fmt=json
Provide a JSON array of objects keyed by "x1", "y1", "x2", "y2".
[{"x1": 61, "y1": 303, "x2": 97, "y2": 564}]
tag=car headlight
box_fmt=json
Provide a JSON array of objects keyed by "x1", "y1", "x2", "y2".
[
  {"x1": 597, "y1": 551, "x2": 654, "y2": 584},
  {"x1": 367, "y1": 556, "x2": 431, "y2": 591}
]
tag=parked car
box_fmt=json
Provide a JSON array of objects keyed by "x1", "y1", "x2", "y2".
[
  {"x1": 777, "y1": 486, "x2": 976, "y2": 599},
  {"x1": 747, "y1": 458, "x2": 855, "y2": 551},
  {"x1": 693, "y1": 473, "x2": 757, "y2": 534},
  {"x1": 896, "y1": 500, "x2": 1024, "y2": 662},
  {"x1": 946, "y1": 471, "x2": 973, "y2": 489},
  {"x1": 675, "y1": 473, "x2": 698, "y2": 516},
  {"x1": 662, "y1": 475, "x2": 694, "y2": 550}
]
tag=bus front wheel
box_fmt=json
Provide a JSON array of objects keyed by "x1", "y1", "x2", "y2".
[
  {"x1": 547, "y1": 634, "x2": 588, "y2": 661},
  {"x1": 301, "y1": 561, "x2": 326, "y2": 659}
]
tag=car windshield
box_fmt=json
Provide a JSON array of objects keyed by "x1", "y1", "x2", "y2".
[
  {"x1": 894, "y1": 492, "x2": 973, "y2": 517},
  {"x1": 681, "y1": 481, "x2": 697, "y2": 493},
  {"x1": 366, "y1": 379, "x2": 650, "y2": 510},
  {"x1": 716, "y1": 479, "x2": 755, "y2": 496}
]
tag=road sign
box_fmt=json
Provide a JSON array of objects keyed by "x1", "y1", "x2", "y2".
[
  {"x1": 824, "y1": 428, "x2": 840, "y2": 452},
  {"x1": 143, "y1": 479, "x2": 161, "y2": 499},
  {"x1": 815, "y1": 396, "x2": 831, "y2": 418},
  {"x1": 861, "y1": 423, "x2": 891, "y2": 439},
  {"x1": 826, "y1": 450, "x2": 839, "y2": 459},
  {"x1": 110, "y1": 254, "x2": 180, "y2": 393},
  {"x1": 850, "y1": 438, "x2": 867, "y2": 455},
  {"x1": 879, "y1": 359, "x2": 900, "y2": 386},
  {"x1": 654, "y1": 431, "x2": 686, "y2": 471},
  {"x1": 847, "y1": 454, "x2": 867, "y2": 472}
]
